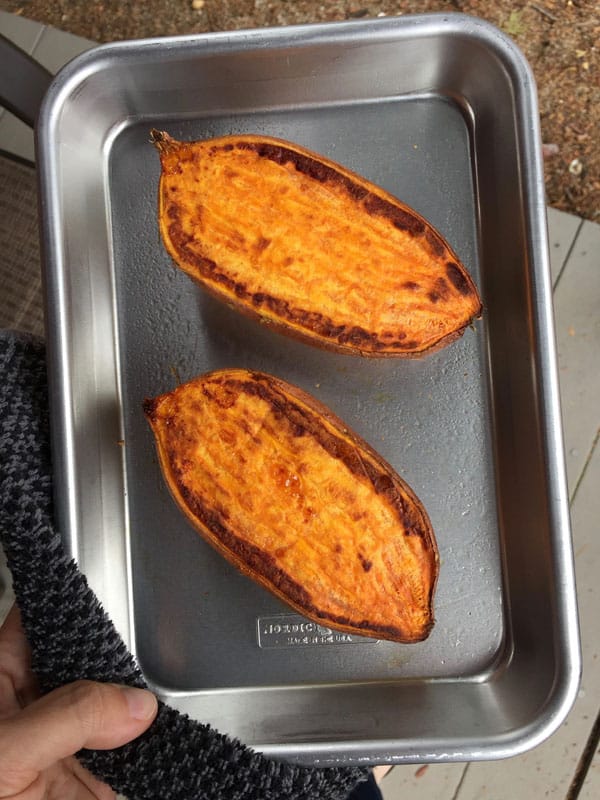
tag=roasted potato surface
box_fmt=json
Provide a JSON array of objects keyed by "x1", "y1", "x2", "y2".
[
  {"x1": 153, "y1": 131, "x2": 481, "y2": 357},
  {"x1": 144, "y1": 369, "x2": 438, "y2": 643}
]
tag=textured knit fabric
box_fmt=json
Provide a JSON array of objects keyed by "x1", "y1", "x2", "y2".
[{"x1": 0, "y1": 330, "x2": 367, "y2": 800}]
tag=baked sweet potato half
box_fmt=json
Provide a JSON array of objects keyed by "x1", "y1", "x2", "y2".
[
  {"x1": 144, "y1": 369, "x2": 438, "y2": 643},
  {"x1": 152, "y1": 130, "x2": 482, "y2": 357}
]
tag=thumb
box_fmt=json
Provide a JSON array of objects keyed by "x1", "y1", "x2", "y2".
[{"x1": 0, "y1": 680, "x2": 157, "y2": 776}]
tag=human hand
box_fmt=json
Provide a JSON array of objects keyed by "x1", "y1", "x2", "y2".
[{"x1": 0, "y1": 605, "x2": 158, "y2": 799}]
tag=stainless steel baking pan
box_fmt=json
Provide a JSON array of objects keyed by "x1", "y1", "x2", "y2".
[{"x1": 34, "y1": 13, "x2": 579, "y2": 765}]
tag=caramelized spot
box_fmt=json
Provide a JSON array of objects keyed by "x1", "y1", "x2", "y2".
[
  {"x1": 363, "y1": 195, "x2": 425, "y2": 236},
  {"x1": 358, "y1": 553, "x2": 373, "y2": 572},
  {"x1": 166, "y1": 203, "x2": 179, "y2": 220},
  {"x1": 255, "y1": 236, "x2": 271, "y2": 252},
  {"x1": 428, "y1": 277, "x2": 451, "y2": 304},
  {"x1": 446, "y1": 261, "x2": 473, "y2": 296},
  {"x1": 142, "y1": 397, "x2": 159, "y2": 421},
  {"x1": 425, "y1": 228, "x2": 447, "y2": 257},
  {"x1": 218, "y1": 428, "x2": 237, "y2": 446}
]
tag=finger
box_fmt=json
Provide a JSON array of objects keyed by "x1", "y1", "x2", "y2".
[
  {"x1": 0, "y1": 681, "x2": 157, "y2": 778},
  {"x1": 0, "y1": 606, "x2": 32, "y2": 675},
  {"x1": 0, "y1": 605, "x2": 22, "y2": 639},
  {"x1": 68, "y1": 756, "x2": 118, "y2": 800},
  {"x1": 0, "y1": 668, "x2": 21, "y2": 718},
  {"x1": 0, "y1": 606, "x2": 39, "y2": 717},
  {"x1": 0, "y1": 760, "x2": 116, "y2": 800},
  {"x1": 2, "y1": 762, "x2": 109, "y2": 800}
]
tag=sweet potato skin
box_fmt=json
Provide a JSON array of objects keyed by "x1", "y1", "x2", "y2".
[
  {"x1": 152, "y1": 130, "x2": 482, "y2": 357},
  {"x1": 144, "y1": 369, "x2": 438, "y2": 643}
]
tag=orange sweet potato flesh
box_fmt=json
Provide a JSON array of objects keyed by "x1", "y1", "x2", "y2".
[
  {"x1": 152, "y1": 130, "x2": 482, "y2": 357},
  {"x1": 144, "y1": 369, "x2": 438, "y2": 643}
]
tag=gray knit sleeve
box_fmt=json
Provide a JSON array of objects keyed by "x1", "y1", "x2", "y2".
[{"x1": 0, "y1": 330, "x2": 367, "y2": 800}]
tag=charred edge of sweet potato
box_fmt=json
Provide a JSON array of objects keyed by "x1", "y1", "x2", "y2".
[
  {"x1": 155, "y1": 452, "x2": 434, "y2": 643},
  {"x1": 170, "y1": 476, "x2": 432, "y2": 643},
  {"x1": 143, "y1": 370, "x2": 438, "y2": 642},
  {"x1": 142, "y1": 396, "x2": 160, "y2": 421},
  {"x1": 159, "y1": 197, "x2": 481, "y2": 358},
  {"x1": 230, "y1": 372, "x2": 435, "y2": 540},
  {"x1": 233, "y1": 138, "x2": 431, "y2": 238},
  {"x1": 153, "y1": 131, "x2": 482, "y2": 320},
  {"x1": 184, "y1": 133, "x2": 469, "y2": 270}
]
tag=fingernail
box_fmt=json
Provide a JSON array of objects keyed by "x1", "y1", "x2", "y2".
[{"x1": 121, "y1": 687, "x2": 157, "y2": 720}]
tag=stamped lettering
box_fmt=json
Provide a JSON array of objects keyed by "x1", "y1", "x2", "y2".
[{"x1": 257, "y1": 614, "x2": 379, "y2": 649}]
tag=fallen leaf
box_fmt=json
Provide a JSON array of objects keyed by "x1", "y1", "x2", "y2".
[{"x1": 504, "y1": 10, "x2": 526, "y2": 36}]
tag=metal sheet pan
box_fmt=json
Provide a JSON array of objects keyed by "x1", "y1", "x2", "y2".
[{"x1": 37, "y1": 13, "x2": 580, "y2": 765}]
